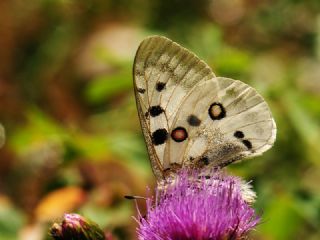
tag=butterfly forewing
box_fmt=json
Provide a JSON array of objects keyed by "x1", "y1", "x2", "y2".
[
  {"x1": 133, "y1": 36, "x2": 276, "y2": 181},
  {"x1": 133, "y1": 36, "x2": 215, "y2": 180}
]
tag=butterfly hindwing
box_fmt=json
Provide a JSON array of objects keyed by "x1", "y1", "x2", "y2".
[
  {"x1": 133, "y1": 36, "x2": 276, "y2": 181},
  {"x1": 165, "y1": 77, "x2": 276, "y2": 170}
]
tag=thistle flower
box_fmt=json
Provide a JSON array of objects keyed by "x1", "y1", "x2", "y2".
[
  {"x1": 49, "y1": 213, "x2": 105, "y2": 240},
  {"x1": 136, "y1": 170, "x2": 260, "y2": 240}
]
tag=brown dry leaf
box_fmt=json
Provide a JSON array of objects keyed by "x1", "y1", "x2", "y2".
[{"x1": 35, "y1": 186, "x2": 86, "y2": 222}]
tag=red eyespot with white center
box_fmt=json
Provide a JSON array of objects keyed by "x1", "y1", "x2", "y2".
[{"x1": 171, "y1": 127, "x2": 188, "y2": 142}]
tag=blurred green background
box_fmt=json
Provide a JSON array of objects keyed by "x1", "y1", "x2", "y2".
[{"x1": 0, "y1": 0, "x2": 320, "y2": 239}]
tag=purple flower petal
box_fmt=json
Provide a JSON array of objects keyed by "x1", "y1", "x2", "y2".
[{"x1": 136, "y1": 170, "x2": 260, "y2": 240}]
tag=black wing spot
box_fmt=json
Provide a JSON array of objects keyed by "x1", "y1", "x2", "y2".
[
  {"x1": 242, "y1": 140, "x2": 252, "y2": 149},
  {"x1": 156, "y1": 82, "x2": 166, "y2": 92},
  {"x1": 137, "y1": 88, "x2": 145, "y2": 94},
  {"x1": 152, "y1": 129, "x2": 168, "y2": 145},
  {"x1": 171, "y1": 127, "x2": 188, "y2": 142},
  {"x1": 149, "y1": 106, "x2": 164, "y2": 117},
  {"x1": 234, "y1": 131, "x2": 245, "y2": 138},
  {"x1": 200, "y1": 156, "x2": 209, "y2": 165},
  {"x1": 187, "y1": 115, "x2": 201, "y2": 126},
  {"x1": 208, "y1": 102, "x2": 226, "y2": 120}
]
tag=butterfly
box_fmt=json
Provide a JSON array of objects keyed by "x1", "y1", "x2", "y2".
[{"x1": 133, "y1": 36, "x2": 276, "y2": 182}]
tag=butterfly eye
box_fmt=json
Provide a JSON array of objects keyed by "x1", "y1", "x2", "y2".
[
  {"x1": 209, "y1": 102, "x2": 226, "y2": 120},
  {"x1": 171, "y1": 127, "x2": 188, "y2": 142}
]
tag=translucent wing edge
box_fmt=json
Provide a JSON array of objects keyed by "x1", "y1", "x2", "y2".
[
  {"x1": 246, "y1": 118, "x2": 277, "y2": 158},
  {"x1": 230, "y1": 78, "x2": 277, "y2": 159}
]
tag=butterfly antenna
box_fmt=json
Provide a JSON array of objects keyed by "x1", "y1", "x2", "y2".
[{"x1": 124, "y1": 195, "x2": 147, "y2": 200}]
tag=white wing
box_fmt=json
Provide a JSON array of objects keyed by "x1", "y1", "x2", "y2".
[
  {"x1": 133, "y1": 36, "x2": 215, "y2": 180},
  {"x1": 133, "y1": 36, "x2": 276, "y2": 181},
  {"x1": 163, "y1": 77, "x2": 276, "y2": 171}
]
